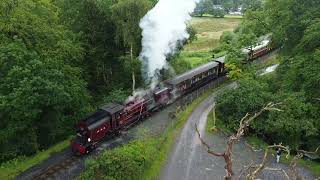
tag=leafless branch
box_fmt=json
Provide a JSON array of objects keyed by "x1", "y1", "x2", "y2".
[
  {"x1": 245, "y1": 141, "x2": 263, "y2": 152},
  {"x1": 195, "y1": 124, "x2": 224, "y2": 157},
  {"x1": 264, "y1": 167, "x2": 290, "y2": 180},
  {"x1": 237, "y1": 161, "x2": 254, "y2": 180},
  {"x1": 297, "y1": 145, "x2": 320, "y2": 155},
  {"x1": 290, "y1": 146, "x2": 320, "y2": 179},
  {"x1": 247, "y1": 144, "x2": 290, "y2": 180},
  {"x1": 195, "y1": 102, "x2": 281, "y2": 180}
]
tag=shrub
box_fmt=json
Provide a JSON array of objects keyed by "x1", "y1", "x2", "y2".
[{"x1": 79, "y1": 140, "x2": 158, "y2": 180}]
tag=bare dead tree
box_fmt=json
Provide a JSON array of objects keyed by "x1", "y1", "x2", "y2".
[
  {"x1": 195, "y1": 102, "x2": 282, "y2": 180},
  {"x1": 247, "y1": 144, "x2": 290, "y2": 180},
  {"x1": 290, "y1": 146, "x2": 320, "y2": 180}
]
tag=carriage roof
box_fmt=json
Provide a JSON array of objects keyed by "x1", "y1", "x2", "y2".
[{"x1": 166, "y1": 61, "x2": 219, "y2": 85}]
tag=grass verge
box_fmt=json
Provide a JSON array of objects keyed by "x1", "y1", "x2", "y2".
[
  {"x1": 78, "y1": 82, "x2": 230, "y2": 180},
  {"x1": 206, "y1": 109, "x2": 232, "y2": 134},
  {"x1": 0, "y1": 139, "x2": 70, "y2": 180},
  {"x1": 143, "y1": 82, "x2": 229, "y2": 179}
]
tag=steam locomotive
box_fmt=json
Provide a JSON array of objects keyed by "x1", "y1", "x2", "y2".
[{"x1": 71, "y1": 39, "x2": 272, "y2": 155}]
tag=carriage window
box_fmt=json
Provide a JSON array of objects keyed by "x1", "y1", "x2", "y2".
[{"x1": 116, "y1": 113, "x2": 121, "y2": 119}]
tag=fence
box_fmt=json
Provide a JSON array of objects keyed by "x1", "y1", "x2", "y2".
[{"x1": 171, "y1": 76, "x2": 227, "y2": 116}]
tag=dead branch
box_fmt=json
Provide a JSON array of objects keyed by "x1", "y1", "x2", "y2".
[
  {"x1": 245, "y1": 141, "x2": 263, "y2": 152},
  {"x1": 297, "y1": 145, "x2": 320, "y2": 155},
  {"x1": 264, "y1": 167, "x2": 290, "y2": 180},
  {"x1": 195, "y1": 124, "x2": 224, "y2": 157},
  {"x1": 237, "y1": 161, "x2": 254, "y2": 180},
  {"x1": 247, "y1": 144, "x2": 290, "y2": 180},
  {"x1": 195, "y1": 102, "x2": 281, "y2": 180},
  {"x1": 290, "y1": 146, "x2": 320, "y2": 179}
]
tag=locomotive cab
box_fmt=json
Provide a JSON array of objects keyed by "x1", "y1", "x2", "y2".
[
  {"x1": 71, "y1": 132, "x2": 93, "y2": 155},
  {"x1": 71, "y1": 109, "x2": 112, "y2": 155}
]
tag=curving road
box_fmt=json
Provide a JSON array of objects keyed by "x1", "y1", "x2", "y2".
[{"x1": 160, "y1": 82, "x2": 315, "y2": 180}]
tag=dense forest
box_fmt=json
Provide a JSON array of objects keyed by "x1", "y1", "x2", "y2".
[
  {"x1": 216, "y1": 0, "x2": 320, "y2": 150},
  {"x1": 0, "y1": 0, "x2": 157, "y2": 163}
]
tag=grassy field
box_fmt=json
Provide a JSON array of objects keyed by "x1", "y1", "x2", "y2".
[
  {"x1": 172, "y1": 17, "x2": 241, "y2": 73},
  {"x1": 186, "y1": 17, "x2": 241, "y2": 51}
]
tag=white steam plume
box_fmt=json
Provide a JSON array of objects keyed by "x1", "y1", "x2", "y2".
[{"x1": 139, "y1": 0, "x2": 200, "y2": 82}]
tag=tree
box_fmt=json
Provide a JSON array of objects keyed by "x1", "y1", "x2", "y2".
[
  {"x1": 196, "y1": 103, "x2": 282, "y2": 180},
  {"x1": 216, "y1": 78, "x2": 271, "y2": 129},
  {"x1": 111, "y1": 0, "x2": 152, "y2": 93},
  {"x1": 56, "y1": 0, "x2": 126, "y2": 94},
  {"x1": 0, "y1": 0, "x2": 90, "y2": 161}
]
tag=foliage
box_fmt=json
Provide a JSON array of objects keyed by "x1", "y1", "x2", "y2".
[
  {"x1": 0, "y1": 0, "x2": 91, "y2": 162},
  {"x1": 186, "y1": 26, "x2": 198, "y2": 43},
  {"x1": 102, "y1": 89, "x2": 131, "y2": 104},
  {"x1": 111, "y1": 0, "x2": 151, "y2": 54},
  {"x1": 79, "y1": 140, "x2": 158, "y2": 180},
  {"x1": 0, "y1": 0, "x2": 156, "y2": 164},
  {"x1": 0, "y1": 139, "x2": 70, "y2": 180},
  {"x1": 216, "y1": 78, "x2": 271, "y2": 129}
]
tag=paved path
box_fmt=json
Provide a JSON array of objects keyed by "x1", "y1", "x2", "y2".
[{"x1": 160, "y1": 83, "x2": 316, "y2": 180}]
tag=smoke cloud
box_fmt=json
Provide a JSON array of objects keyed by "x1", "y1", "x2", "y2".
[{"x1": 139, "y1": 0, "x2": 200, "y2": 82}]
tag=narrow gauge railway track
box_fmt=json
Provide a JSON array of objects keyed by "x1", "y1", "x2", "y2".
[{"x1": 32, "y1": 156, "x2": 80, "y2": 180}]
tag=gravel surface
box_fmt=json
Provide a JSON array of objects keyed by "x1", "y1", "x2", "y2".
[{"x1": 160, "y1": 83, "x2": 316, "y2": 180}]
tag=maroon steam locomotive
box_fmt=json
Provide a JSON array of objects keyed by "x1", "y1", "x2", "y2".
[{"x1": 70, "y1": 57, "x2": 226, "y2": 155}]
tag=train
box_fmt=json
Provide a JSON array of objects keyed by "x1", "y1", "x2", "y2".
[{"x1": 71, "y1": 38, "x2": 273, "y2": 155}]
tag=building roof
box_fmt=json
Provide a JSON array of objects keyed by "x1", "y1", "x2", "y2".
[
  {"x1": 167, "y1": 61, "x2": 219, "y2": 85},
  {"x1": 100, "y1": 103, "x2": 124, "y2": 114}
]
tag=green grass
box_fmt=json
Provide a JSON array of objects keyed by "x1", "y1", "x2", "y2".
[
  {"x1": 281, "y1": 156, "x2": 320, "y2": 177},
  {"x1": 224, "y1": 15, "x2": 243, "y2": 19},
  {"x1": 206, "y1": 109, "x2": 233, "y2": 134},
  {"x1": 246, "y1": 135, "x2": 268, "y2": 149},
  {"x1": 186, "y1": 17, "x2": 241, "y2": 51},
  {"x1": 171, "y1": 17, "x2": 241, "y2": 74},
  {"x1": 143, "y1": 82, "x2": 229, "y2": 179},
  {"x1": 0, "y1": 139, "x2": 70, "y2": 180}
]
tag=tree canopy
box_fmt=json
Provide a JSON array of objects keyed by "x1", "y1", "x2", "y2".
[
  {"x1": 216, "y1": 0, "x2": 320, "y2": 150},
  {"x1": 0, "y1": 0, "x2": 155, "y2": 163}
]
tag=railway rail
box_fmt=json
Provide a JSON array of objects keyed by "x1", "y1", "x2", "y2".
[{"x1": 32, "y1": 156, "x2": 80, "y2": 180}]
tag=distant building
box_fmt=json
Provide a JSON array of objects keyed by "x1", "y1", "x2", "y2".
[
  {"x1": 229, "y1": 7, "x2": 243, "y2": 15},
  {"x1": 212, "y1": 5, "x2": 224, "y2": 10}
]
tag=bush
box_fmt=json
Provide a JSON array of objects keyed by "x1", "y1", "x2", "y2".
[{"x1": 79, "y1": 140, "x2": 158, "y2": 180}]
